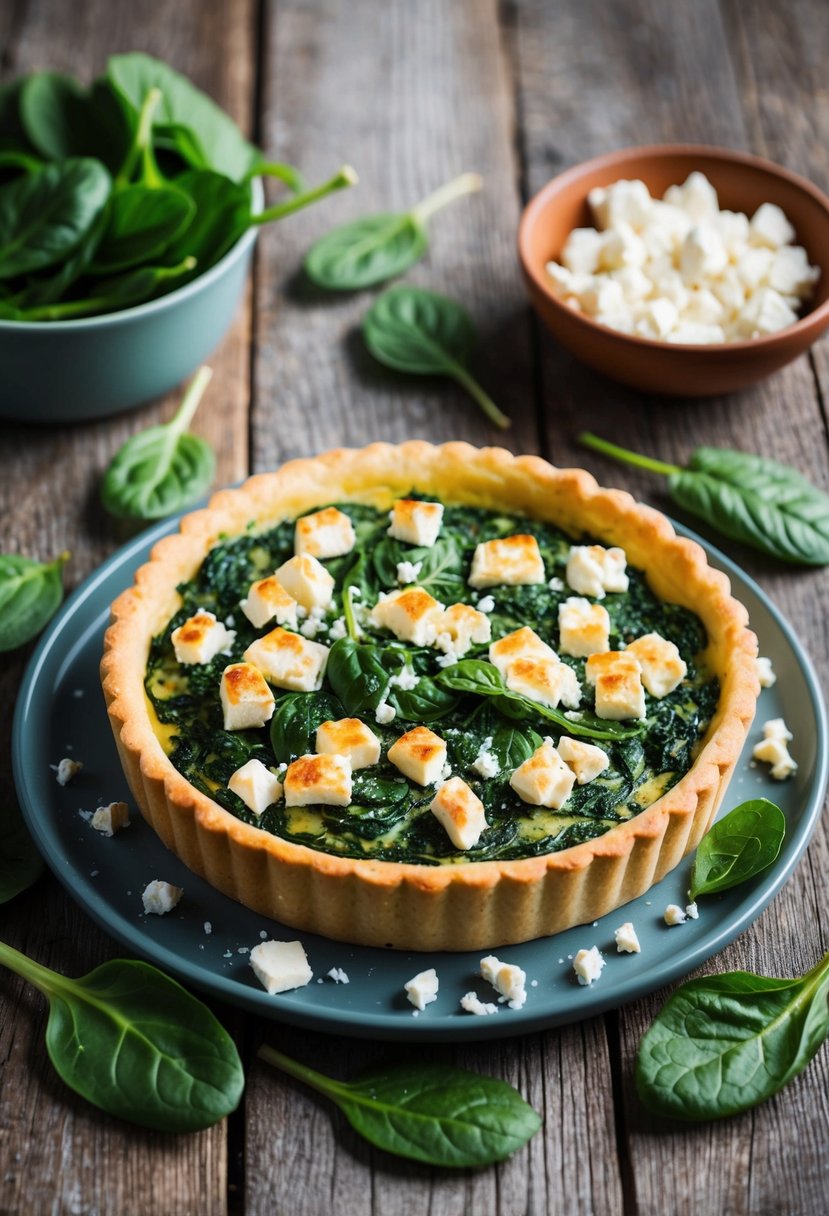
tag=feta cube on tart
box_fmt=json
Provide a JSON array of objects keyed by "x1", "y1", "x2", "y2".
[
  {"x1": 468, "y1": 534, "x2": 545, "y2": 588},
  {"x1": 404, "y1": 967, "x2": 439, "y2": 1011},
  {"x1": 614, "y1": 922, "x2": 641, "y2": 954},
  {"x1": 565, "y1": 545, "x2": 628, "y2": 599},
  {"x1": 752, "y1": 717, "x2": 797, "y2": 780},
  {"x1": 283, "y1": 753, "x2": 352, "y2": 807},
  {"x1": 750, "y1": 201, "x2": 796, "y2": 249},
  {"x1": 558, "y1": 597, "x2": 611, "y2": 657},
  {"x1": 228, "y1": 759, "x2": 283, "y2": 816},
  {"x1": 171, "y1": 610, "x2": 235, "y2": 665},
  {"x1": 480, "y1": 955, "x2": 527, "y2": 1009},
  {"x1": 387, "y1": 726, "x2": 447, "y2": 786},
  {"x1": 220, "y1": 662, "x2": 276, "y2": 730},
  {"x1": 315, "y1": 718, "x2": 381, "y2": 769},
  {"x1": 556, "y1": 735, "x2": 610, "y2": 784},
  {"x1": 625, "y1": 632, "x2": 687, "y2": 697},
  {"x1": 240, "y1": 575, "x2": 299, "y2": 630},
  {"x1": 294, "y1": 506, "x2": 356, "y2": 559},
  {"x1": 573, "y1": 946, "x2": 606, "y2": 985},
  {"x1": 505, "y1": 657, "x2": 581, "y2": 711},
  {"x1": 142, "y1": 880, "x2": 183, "y2": 915},
  {"x1": 243, "y1": 628, "x2": 329, "y2": 693},
  {"x1": 369, "y1": 587, "x2": 445, "y2": 646},
  {"x1": 272, "y1": 553, "x2": 335, "y2": 612},
  {"x1": 250, "y1": 940, "x2": 313, "y2": 994},
  {"x1": 489, "y1": 625, "x2": 556, "y2": 674},
  {"x1": 435, "y1": 602, "x2": 491, "y2": 656},
  {"x1": 509, "y1": 740, "x2": 576, "y2": 809},
  {"x1": 91, "y1": 801, "x2": 130, "y2": 836},
  {"x1": 388, "y1": 499, "x2": 444, "y2": 547},
  {"x1": 430, "y1": 777, "x2": 488, "y2": 850},
  {"x1": 585, "y1": 651, "x2": 646, "y2": 721}
]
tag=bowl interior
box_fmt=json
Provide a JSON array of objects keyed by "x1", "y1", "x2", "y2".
[{"x1": 524, "y1": 149, "x2": 829, "y2": 314}]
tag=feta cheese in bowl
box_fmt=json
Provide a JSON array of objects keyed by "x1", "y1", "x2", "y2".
[
  {"x1": 546, "y1": 173, "x2": 818, "y2": 345},
  {"x1": 518, "y1": 145, "x2": 829, "y2": 395}
]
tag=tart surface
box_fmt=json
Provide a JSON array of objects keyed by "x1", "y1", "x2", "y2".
[{"x1": 101, "y1": 443, "x2": 758, "y2": 950}]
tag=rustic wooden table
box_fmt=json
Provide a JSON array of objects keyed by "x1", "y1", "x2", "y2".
[{"x1": 2, "y1": 1, "x2": 828, "y2": 1212}]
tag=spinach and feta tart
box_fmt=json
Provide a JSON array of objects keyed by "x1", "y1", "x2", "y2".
[
  {"x1": 103, "y1": 443, "x2": 757, "y2": 949},
  {"x1": 145, "y1": 499, "x2": 719, "y2": 865}
]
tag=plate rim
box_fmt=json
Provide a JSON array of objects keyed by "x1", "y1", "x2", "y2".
[{"x1": 12, "y1": 512, "x2": 829, "y2": 1041}]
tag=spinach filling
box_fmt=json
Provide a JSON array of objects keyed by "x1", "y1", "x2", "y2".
[{"x1": 146, "y1": 501, "x2": 719, "y2": 865}]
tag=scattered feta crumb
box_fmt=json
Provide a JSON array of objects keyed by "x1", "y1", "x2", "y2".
[
  {"x1": 530, "y1": 979, "x2": 538, "y2": 987},
  {"x1": 204, "y1": 921, "x2": 213, "y2": 935},
  {"x1": 480, "y1": 955, "x2": 527, "y2": 1009},
  {"x1": 72, "y1": 688, "x2": 84, "y2": 698},
  {"x1": 328, "y1": 616, "x2": 348, "y2": 641},
  {"x1": 90, "y1": 801, "x2": 130, "y2": 837},
  {"x1": 476, "y1": 595, "x2": 496, "y2": 613},
  {"x1": 614, "y1": 922, "x2": 641, "y2": 953},
  {"x1": 460, "y1": 992, "x2": 499, "y2": 1016},
  {"x1": 756, "y1": 656, "x2": 776, "y2": 688},
  {"x1": 472, "y1": 737, "x2": 500, "y2": 779},
  {"x1": 250, "y1": 940, "x2": 313, "y2": 994},
  {"x1": 259, "y1": 929, "x2": 268, "y2": 940},
  {"x1": 396, "y1": 560, "x2": 423, "y2": 584},
  {"x1": 664, "y1": 903, "x2": 687, "y2": 926},
  {"x1": 55, "y1": 757, "x2": 83, "y2": 786},
  {"x1": 573, "y1": 946, "x2": 606, "y2": 985},
  {"x1": 142, "y1": 880, "x2": 183, "y2": 915},
  {"x1": 752, "y1": 717, "x2": 797, "y2": 780},
  {"x1": 237, "y1": 946, "x2": 250, "y2": 955},
  {"x1": 404, "y1": 967, "x2": 439, "y2": 1011},
  {"x1": 375, "y1": 700, "x2": 396, "y2": 725},
  {"x1": 435, "y1": 648, "x2": 459, "y2": 668},
  {"x1": 685, "y1": 902, "x2": 699, "y2": 920},
  {"x1": 327, "y1": 966, "x2": 350, "y2": 984},
  {"x1": 547, "y1": 576, "x2": 564, "y2": 591},
  {"x1": 223, "y1": 950, "x2": 233, "y2": 959},
  {"x1": 389, "y1": 666, "x2": 419, "y2": 691}
]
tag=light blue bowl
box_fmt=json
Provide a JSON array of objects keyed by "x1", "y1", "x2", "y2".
[{"x1": 0, "y1": 180, "x2": 263, "y2": 424}]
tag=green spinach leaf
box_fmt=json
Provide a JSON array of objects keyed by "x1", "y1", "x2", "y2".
[
  {"x1": 91, "y1": 182, "x2": 194, "y2": 272},
  {"x1": 689, "y1": 798, "x2": 786, "y2": 900},
  {"x1": 305, "y1": 172, "x2": 481, "y2": 289},
  {"x1": 0, "y1": 551, "x2": 69, "y2": 651},
  {"x1": 363, "y1": 285, "x2": 510, "y2": 429},
  {"x1": 20, "y1": 74, "x2": 130, "y2": 171},
  {"x1": 0, "y1": 157, "x2": 111, "y2": 280},
  {"x1": 325, "y1": 637, "x2": 389, "y2": 714},
  {"x1": 0, "y1": 941, "x2": 244, "y2": 1131},
  {"x1": 258, "y1": 1045, "x2": 540, "y2": 1167},
  {"x1": 580, "y1": 432, "x2": 829, "y2": 566},
  {"x1": 270, "y1": 691, "x2": 345, "y2": 761},
  {"x1": 101, "y1": 365, "x2": 215, "y2": 519},
  {"x1": 636, "y1": 951, "x2": 829, "y2": 1121},
  {"x1": 388, "y1": 676, "x2": 459, "y2": 722},
  {"x1": 0, "y1": 801, "x2": 44, "y2": 903}
]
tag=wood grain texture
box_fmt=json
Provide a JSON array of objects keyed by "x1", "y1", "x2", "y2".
[
  {"x1": 513, "y1": 2, "x2": 829, "y2": 1214},
  {"x1": 0, "y1": 2, "x2": 255, "y2": 1212}
]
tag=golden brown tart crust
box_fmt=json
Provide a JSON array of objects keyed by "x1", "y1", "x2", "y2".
[{"x1": 101, "y1": 442, "x2": 758, "y2": 950}]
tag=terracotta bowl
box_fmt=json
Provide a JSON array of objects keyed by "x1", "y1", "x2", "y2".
[{"x1": 518, "y1": 145, "x2": 829, "y2": 396}]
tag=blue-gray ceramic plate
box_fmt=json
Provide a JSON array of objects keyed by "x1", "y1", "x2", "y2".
[{"x1": 12, "y1": 516, "x2": 827, "y2": 1041}]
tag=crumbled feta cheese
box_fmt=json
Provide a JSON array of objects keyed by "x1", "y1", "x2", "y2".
[
  {"x1": 327, "y1": 616, "x2": 348, "y2": 641},
  {"x1": 327, "y1": 966, "x2": 350, "y2": 984},
  {"x1": 316, "y1": 718, "x2": 381, "y2": 769},
  {"x1": 388, "y1": 665, "x2": 419, "y2": 691},
  {"x1": 472, "y1": 740, "x2": 501, "y2": 779},
  {"x1": 220, "y1": 662, "x2": 276, "y2": 729},
  {"x1": 90, "y1": 801, "x2": 130, "y2": 836},
  {"x1": 404, "y1": 967, "x2": 439, "y2": 1011},
  {"x1": 375, "y1": 700, "x2": 396, "y2": 725},
  {"x1": 614, "y1": 922, "x2": 641, "y2": 954},
  {"x1": 142, "y1": 880, "x2": 183, "y2": 915},
  {"x1": 685, "y1": 902, "x2": 699, "y2": 920},
  {"x1": 283, "y1": 754, "x2": 352, "y2": 807},
  {"x1": 460, "y1": 992, "x2": 499, "y2": 1016},
  {"x1": 55, "y1": 757, "x2": 83, "y2": 786},
  {"x1": 480, "y1": 955, "x2": 527, "y2": 1009},
  {"x1": 430, "y1": 777, "x2": 488, "y2": 850},
  {"x1": 756, "y1": 656, "x2": 777, "y2": 688},
  {"x1": 243, "y1": 628, "x2": 329, "y2": 693},
  {"x1": 388, "y1": 500, "x2": 444, "y2": 547},
  {"x1": 294, "y1": 507, "x2": 356, "y2": 560},
  {"x1": 664, "y1": 903, "x2": 687, "y2": 926},
  {"x1": 250, "y1": 940, "x2": 313, "y2": 994},
  {"x1": 171, "y1": 610, "x2": 236, "y2": 666},
  {"x1": 228, "y1": 759, "x2": 283, "y2": 816},
  {"x1": 476, "y1": 595, "x2": 495, "y2": 613},
  {"x1": 388, "y1": 726, "x2": 447, "y2": 786},
  {"x1": 750, "y1": 201, "x2": 796, "y2": 249},
  {"x1": 573, "y1": 946, "x2": 606, "y2": 985},
  {"x1": 468, "y1": 534, "x2": 545, "y2": 589},
  {"x1": 396, "y1": 559, "x2": 423, "y2": 584},
  {"x1": 752, "y1": 717, "x2": 797, "y2": 780},
  {"x1": 204, "y1": 921, "x2": 213, "y2": 935}
]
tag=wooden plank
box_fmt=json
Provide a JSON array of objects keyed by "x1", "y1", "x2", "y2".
[
  {"x1": 0, "y1": 2, "x2": 256, "y2": 1212},
  {"x1": 513, "y1": 2, "x2": 829, "y2": 1214},
  {"x1": 246, "y1": 3, "x2": 622, "y2": 1214}
]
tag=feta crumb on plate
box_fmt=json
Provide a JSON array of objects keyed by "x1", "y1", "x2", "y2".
[
  {"x1": 404, "y1": 967, "x2": 439, "y2": 1011},
  {"x1": 55, "y1": 757, "x2": 83, "y2": 786},
  {"x1": 573, "y1": 946, "x2": 606, "y2": 985},
  {"x1": 142, "y1": 880, "x2": 183, "y2": 916},
  {"x1": 250, "y1": 940, "x2": 313, "y2": 994},
  {"x1": 460, "y1": 992, "x2": 499, "y2": 1016},
  {"x1": 90, "y1": 801, "x2": 130, "y2": 837},
  {"x1": 664, "y1": 903, "x2": 687, "y2": 926},
  {"x1": 480, "y1": 955, "x2": 527, "y2": 1009},
  {"x1": 327, "y1": 966, "x2": 350, "y2": 984},
  {"x1": 614, "y1": 922, "x2": 641, "y2": 954}
]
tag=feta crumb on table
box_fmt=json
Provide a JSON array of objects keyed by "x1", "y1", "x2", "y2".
[
  {"x1": 573, "y1": 946, "x2": 606, "y2": 985},
  {"x1": 142, "y1": 880, "x2": 183, "y2": 915}
]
